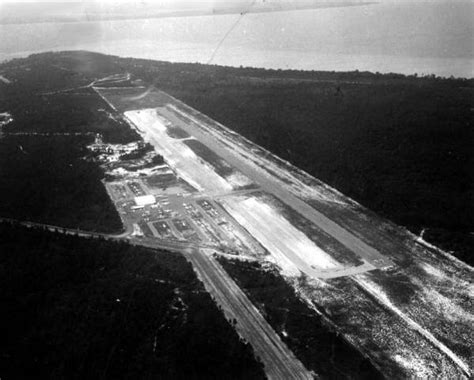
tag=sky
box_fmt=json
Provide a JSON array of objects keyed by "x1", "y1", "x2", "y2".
[{"x1": 0, "y1": 1, "x2": 375, "y2": 24}]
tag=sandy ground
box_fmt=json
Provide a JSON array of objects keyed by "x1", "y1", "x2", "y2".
[
  {"x1": 222, "y1": 195, "x2": 339, "y2": 277},
  {"x1": 124, "y1": 109, "x2": 232, "y2": 193},
  {"x1": 295, "y1": 242, "x2": 473, "y2": 379}
]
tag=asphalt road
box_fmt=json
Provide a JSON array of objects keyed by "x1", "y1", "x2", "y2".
[{"x1": 184, "y1": 248, "x2": 314, "y2": 380}]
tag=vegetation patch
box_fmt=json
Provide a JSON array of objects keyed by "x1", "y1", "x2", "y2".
[
  {"x1": 0, "y1": 135, "x2": 122, "y2": 233},
  {"x1": 166, "y1": 125, "x2": 190, "y2": 139},
  {"x1": 184, "y1": 138, "x2": 234, "y2": 177},
  {"x1": 423, "y1": 228, "x2": 474, "y2": 266},
  {"x1": 218, "y1": 257, "x2": 383, "y2": 379},
  {"x1": 0, "y1": 222, "x2": 265, "y2": 379}
]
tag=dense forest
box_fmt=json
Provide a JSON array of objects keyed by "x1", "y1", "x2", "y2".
[
  {"x1": 0, "y1": 134, "x2": 122, "y2": 233},
  {"x1": 0, "y1": 223, "x2": 265, "y2": 379}
]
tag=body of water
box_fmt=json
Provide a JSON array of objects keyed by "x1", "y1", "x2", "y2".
[{"x1": 1, "y1": 2, "x2": 472, "y2": 78}]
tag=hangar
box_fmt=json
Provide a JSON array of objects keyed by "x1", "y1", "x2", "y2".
[{"x1": 134, "y1": 194, "x2": 156, "y2": 206}]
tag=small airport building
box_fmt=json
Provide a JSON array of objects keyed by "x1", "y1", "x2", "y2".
[{"x1": 134, "y1": 194, "x2": 156, "y2": 207}]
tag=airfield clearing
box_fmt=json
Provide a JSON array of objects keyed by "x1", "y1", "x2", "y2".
[
  {"x1": 109, "y1": 101, "x2": 383, "y2": 278},
  {"x1": 94, "y1": 80, "x2": 472, "y2": 378}
]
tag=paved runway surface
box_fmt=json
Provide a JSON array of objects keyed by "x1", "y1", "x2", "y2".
[{"x1": 161, "y1": 105, "x2": 393, "y2": 270}]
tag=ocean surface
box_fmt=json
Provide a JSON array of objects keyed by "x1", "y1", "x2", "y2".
[{"x1": 0, "y1": 2, "x2": 472, "y2": 78}]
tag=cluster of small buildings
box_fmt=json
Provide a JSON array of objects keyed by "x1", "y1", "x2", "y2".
[
  {"x1": 0, "y1": 112, "x2": 13, "y2": 127},
  {"x1": 87, "y1": 137, "x2": 151, "y2": 168},
  {"x1": 0, "y1": 112, "x2": 13, "y2": 137},
  {"x1": 89, "y1": 138, "x2": 147, "y2": 156}
]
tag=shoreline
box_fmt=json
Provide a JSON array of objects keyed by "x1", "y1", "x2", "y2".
[{"x1": 1, "y1": 48, "x2": 473, "y2": 80}]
